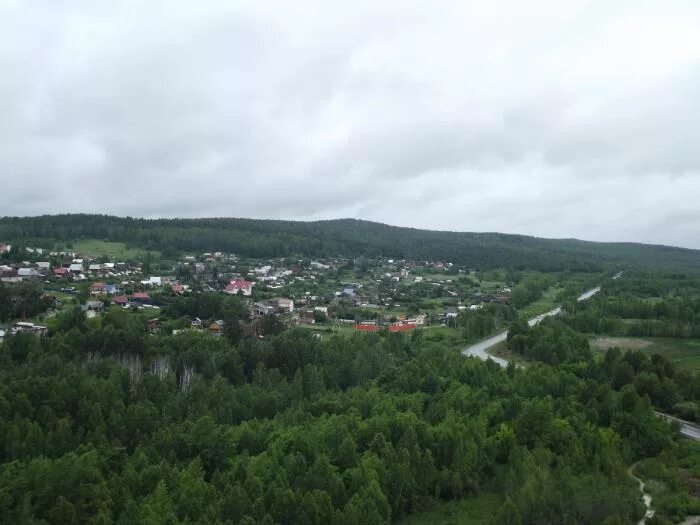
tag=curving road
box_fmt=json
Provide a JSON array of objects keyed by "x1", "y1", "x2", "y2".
[
  {"x1": 461, "y1": 286, "x2": 600, "y2": 366},
  {"x1": 461, "y1": 278, "x2": 700, "y2": 444}
]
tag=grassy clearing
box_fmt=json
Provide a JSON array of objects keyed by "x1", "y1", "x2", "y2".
[
  {"x1": 69, "y1": 239, "x2": 156, "y2": 260},
  {"x1": 517, "y1": 285, "x2": 563, "y2": 320},
  {"x1": 397, "y1": 493, "x2": 502, "y2": 525},
  {"x1": 590, "y1": 336, "x2": 700, "y2": 372}
]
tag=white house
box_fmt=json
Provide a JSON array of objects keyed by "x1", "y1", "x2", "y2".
[
  {"x1": 12, "y1": 322, "x2": 48, "y2": 337},
  {"x1": 254, "y1": 265, "x2": 272, "y2": 276},
  {"x1": 17, "y1": 268, "x2": 41, "y2": 278}
]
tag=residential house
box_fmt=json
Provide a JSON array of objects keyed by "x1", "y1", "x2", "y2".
[
  {"x1": 411, "y1": 313, "x2": 427, "y2": 325},
  {"x1": 389, "y1": 324, "x2": 416, "y2": 332},
  {"x1": 298, "y1": 309, "x2": 316, "y2": 324},
  {"x1": 209, "y1": 320, "x2": 224, "y2": 337},
  {"x1": 68, "y1": 263, "x2": 84, "y2": 273},
  {"x1": 224, "y1": 279, "x2": 254, "y2": 296},
  {"x1": 273, "y1": 298, "x2": 294, "y2": 313},
  {"x1": 147, "y1": 318, "x2": 162, "y2": 335},
  {"x1": 113, "y1": 295, "x2": 129, "y2": 307},
  {"x1": 0, "y1": 270, "x2": 22, "y2": 283},
  {"x1": 131, "y1": 292, "x2": 152, "y2": 305},
  {"x1": 36, "y1": 262, "x2": 51, "y2": 272},
  {"x1": 445, "y1": 306, "x2": 459, "y2": 318},
  {"x1": 83, "y1": 300, "x2": 105, "y2": 318},
  {"x1": 85, "y1": 300, "x2": 105, "y2": 312},
  {"x1": 254, "y1": 265, "x2": 272, "y2": 276},
  {"x1": 12, "y1": 322, "x2": 48, "y2": 337},
  {"x1": 53, "y1": 267, "x2": 70, "y2": 278},
  {"x1": 191, "y1": 317, "x2": 203, "y2": 329},
  {"x1": 355, "y1": 323, "x2": 379, "y2": 332},
  {"x1": 251, "y1": 302, "x2": 276, "y2": 317},
  {"x1": 0, "y1": 243, "x2": 10, "y2": 253},
  {"x1": 171, "y1": 284, "x2": 185, "y2": 294},
  {"x1": 90, "y1": 282, "x2": 109, "y2": 295}
]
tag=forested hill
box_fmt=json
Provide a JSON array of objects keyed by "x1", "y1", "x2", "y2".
[{"x1": 1, "y1": 214, "x2": 698, "y2": 271}]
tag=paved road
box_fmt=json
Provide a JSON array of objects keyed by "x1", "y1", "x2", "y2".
[
  {"x1": 461, "y1": 278, "x2": 700, "y2": 444},
  {"x1": 461, "y1": 286, "x2": 601, "y2": 366},
  {"x1": 655, "y1": 412, "x2": 700, "y2": 442}
]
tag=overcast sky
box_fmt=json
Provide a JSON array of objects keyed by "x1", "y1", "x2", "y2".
[{"x1": 1, "y1": 1, "x2": 700, "y2": 248}]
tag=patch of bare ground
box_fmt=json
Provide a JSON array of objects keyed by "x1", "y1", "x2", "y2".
[{"x1": 590, "y1": 337, "x2": 652, "y2": 351}]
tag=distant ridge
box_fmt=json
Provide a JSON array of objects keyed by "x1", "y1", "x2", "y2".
[{"x1": 1, "y1": 214, "x2": 698, "y2": 271}]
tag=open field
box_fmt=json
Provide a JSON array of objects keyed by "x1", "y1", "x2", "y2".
[
  {"x1": 591, "y1": 337, "x2": 652, "y2": 351},
  {"x1": 516, "y1": 285, "x2": 563, "y2": 320},
  {"x1": 590, "y1": 336, "x2": 700, "y2": 371},
  {"x1": 69, "y1": 239, "x2": 157, "y2": 260},
  {"x1": 397, "y1": 492, "x2": 502, "y2": 525}
]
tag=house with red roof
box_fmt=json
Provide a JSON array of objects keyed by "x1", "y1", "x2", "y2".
[
  {"x1": 113, "y1": 295, "x2": 129, "y2": 306},
  {"x1": 354, "y1": 323, "x2": 379, "y2": 332},
  {"x1": 90, "y1": 282, "x2": 118, "y2": 295},
  {"x1": 53, "y1": 267, "x2": 70, "y2": 277},
  {"x1": 90, "y1": 282, "x2": 107, "y2": 294},
  {"x1": 388, "y1": 324, "x2": 416, "y2": 332},
  {"x1": 131, "y1": 292, "x2": 152, "y2": 305},
  {"x1": 224, "y1": 279, "x2": 254, "y2": 296}
]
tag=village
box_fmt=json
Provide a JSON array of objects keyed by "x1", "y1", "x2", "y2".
[{"x1": 0, "y1": 241, "x2": 516, "y2": 343}]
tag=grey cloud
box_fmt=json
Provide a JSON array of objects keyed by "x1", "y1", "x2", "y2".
[{"x1": 1, "y1": 1, "x2": 700, "y2": 248}]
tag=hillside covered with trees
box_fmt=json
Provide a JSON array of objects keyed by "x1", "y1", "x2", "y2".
[{"x1": 2, "y1": 214, "x2": 700, "y2": 271}]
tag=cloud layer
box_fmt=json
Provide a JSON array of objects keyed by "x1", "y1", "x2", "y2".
[{"x1": 1, "y1": 0, "x2": 700, "y2": 248}]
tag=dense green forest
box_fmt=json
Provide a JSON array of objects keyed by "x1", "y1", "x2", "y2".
[
  {"x1": 560, "y1": 272, "x2": 700, "y2": 339},
  {"x1": 0, "y1": 302, "x2": 696, "y2": 524},
  {"x1": 0, "y1": 282, "x2": 53, "y2": 323},
  {"x1": 2, "y1": 214, "x2": 700, "y2": 270}
]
